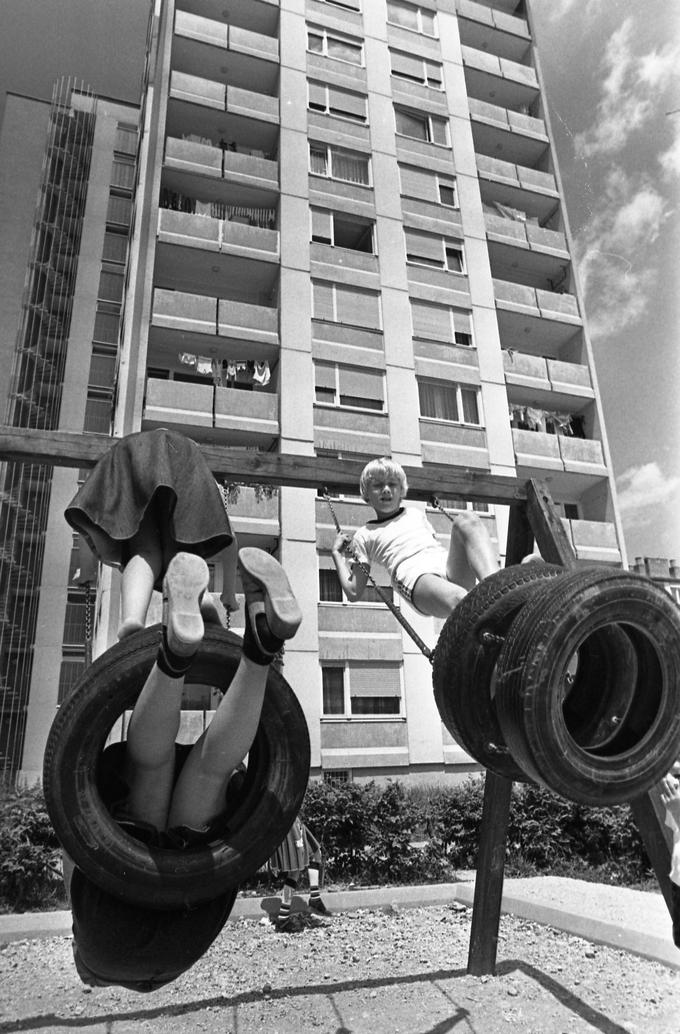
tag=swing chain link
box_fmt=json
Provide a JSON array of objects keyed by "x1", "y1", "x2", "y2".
[{"x1": 83, "y1": 581, "x2": 93, "y2": 668}]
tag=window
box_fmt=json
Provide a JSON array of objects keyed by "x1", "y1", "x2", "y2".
[
  {"x1": 111, "y1": 158, "x2": 135, "y2": 191},
  {"x1": 308, "y1": 81, "x2": 367, "y2": 123},
  {"x1": 114, "y1": 124, "x2": 138, "y2": 155},
  {"x1": 58, "y1": 657, "x2": 86, "y2": 703},
  {"x1": 563, "y1": 503, "x2": 580, "y2": 520},
  {"x1": 309, "y1": 143, "x2": 370, "y2": 184},
  {"x1": 98, "y1": 267, "x2": 124, "y2": 304},
  {"x1": 62, "y1": 591, "x2": 87, "y2": 646},
  {"x1": 395, "y1": 108, "x2": 448, "y2": 145},
  {"x1": 314, "y1": 361, "x2": 384, "y2": 411},
  {"x1": 323, "y1": 769, "x2": 351, "y2": 784},
  {"x1": 411, "y1": 300, "x2": 474, "y2": 346},
  {"x1": 405, "y1": 230, "x2": 465, "y2": 273},
  {"x1": 102, "y1": 230, "x2": 128, "y2": 264},
  {"x1": 387, "y1": 0, "x2": 437, "y2": 36},
  {"x1": 418, "y1": 380, "x2": 481, "y2": 425},
  {"x1": 319, "y1": 568, "x2": 343, "y2": 602},
  {"x1": 321, "y1": 663, "x2": 403, "y2": 717},
  {"x1": 88, "y1": 349, "x2": 116, "y2": 389},
  {"x1": 106, "y1": 193, "x2": 132, "y2": 227},
  {"x1": 399, "y1": 165, "x2": 457, "y2": 208},
  {"x1": 434, "y1": 497, "x2": 489, "y2": 514},
  {"x1": 307, "y1": 27, "x2": 363, "y2": 65},
  {"x1": 391, "y1": 51, "x2": 442, "y2": 89},
  {"x1": 311, "y1": 209, "x2": 375, "y2": 253},
  {"x1": 320, "y1": 0, "x2": 361, "y2": 9},
  {"x1": 312, "y1": 280, "x2": 382, "y2": 329},
  {"x1": 93, "y1": 309, "x2": 120, "y2": 345},
  {"x1": 83, "y1": 391, "x2": 113, "y2": 434}
]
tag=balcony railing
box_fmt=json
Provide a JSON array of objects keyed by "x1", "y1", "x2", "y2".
[
  {"x1": 165, "y1": 137, "x2": 278, "y2": 186},
  {"x1": 151, "y1": 289, "x2": 279, "y2": 346},
  {"x1": 144, "y1": 377, "x2": 279, "y2": 442},
  {"x1": 477, "y1": 155, "x2": 557, "y2": 195},
  {"x1": 174, "y1": 11, "x2": 278, "y2": 62},
  {"x1": 468, "y1": 97, "x2": 547, "y2": 139},
  {"x1": 512, "y1": 429, "x2": 606, "y2": 474},
  {"x1": 503, "y1": 351, "x2": 593, "y2": 398},
  {"x1": 461, "y1": 45, "x2": 538, "y2": 89},
  {"x1": 456, "y1": 0, "x2": 530, "y2": 40},
  {"x1": 158, "y1": 208, "x2": 279, "y2": 257},
  {"x1": 494, "y1": 280, "x2": 580, "y2": 321},
  {"x1": 170, "y1": 72, "x2": 279, "y2": 122}
]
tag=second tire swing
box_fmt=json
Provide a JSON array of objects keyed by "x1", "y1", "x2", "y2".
[{"x1": 433, "y1": 565, "x2": 680, "y2": 806}]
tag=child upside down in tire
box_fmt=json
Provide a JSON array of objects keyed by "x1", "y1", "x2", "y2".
[
  {"x1": 62, "y1": 429, "x2": 302, "y2": 991},
  {"x1": 332, "y1": 457, "x2": 500, "y2": 619},
  {"x1": 659, "y1": 762, "x2": 680, "y2": 949}
]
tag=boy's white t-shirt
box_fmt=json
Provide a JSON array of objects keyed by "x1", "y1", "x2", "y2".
[{"x1": 351, "y1": 507, "x2": 444, "y2": 578}]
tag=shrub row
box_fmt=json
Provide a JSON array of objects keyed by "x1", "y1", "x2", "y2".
[{"x1": 0, "y1": 776, "x2": 654, "y2": 911}]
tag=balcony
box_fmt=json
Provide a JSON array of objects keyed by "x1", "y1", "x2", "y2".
[
  {"x1": 478, "y1": 156, "x2": 559, "y2": 224},
  {"x1": 164, "y1": 137, "x2": 278, "y2": 201},
  {"x1": 419, "y1": 421, "x2": 489, "y2": 468},
  {"x1": 149, "y1": 288, "x2": 279, "y2": 362},
  {"x1": 456, "y1": 0, "x2": 531, "y2": 63},
  {"x1": 462, "y1": 45, "x2": 538, "y2": 112},
  {"x1": 562, "y1": 519, "x2": 622, "y2": 564},
  {"x1": 167, "y1": 72, "x2": 279, "y2": 156},
  {"x1": 144, "y1": 377, "x2": 279, "y2": 447},
  {"x1": 503, "y1": 350, "x2": 593, "y2": 409},
  {"x1": 469, "y1": 97, "x2": 549, "y2": 169},
  {"x1": 155, "y1": 208, "x2": 279, "y2": 300},
  {"x1": 512, "y1": 429, "x2": 608, "y2": 490},
  {"x1": 493, "y1": 279, "x2": 582, "y2": 352},
  {"x1": 484, "y1": 209, "x2": 568, "y2": 291},
  {"x1": 314, "y1": 406, "x2": 390, "y2": 457},
  {"x1": 224, "y1": 484, "x2": 279, "y2": 547},
  {"x1": 173, "y1": 11, "x2": 279, "y2": 94}
]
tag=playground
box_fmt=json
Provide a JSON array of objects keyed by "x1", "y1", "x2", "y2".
[{"x1": 1, "y1": 880, "x2": 678, "y2": 1033}]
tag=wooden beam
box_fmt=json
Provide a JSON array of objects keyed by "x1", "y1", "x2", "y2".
[
  {"x1": 526, "y1": 478, "x2": 578, "y2": 568},
  {"x1": 0, "y1": 426, "x2": 527, "y2": 505}
]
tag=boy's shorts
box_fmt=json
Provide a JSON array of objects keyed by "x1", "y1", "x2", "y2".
[{"x1": 393, "y1": 548, "x2": 448, "y2": 614}]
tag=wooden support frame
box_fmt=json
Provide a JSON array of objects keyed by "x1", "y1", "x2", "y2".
[{"x1": 0, "y1": 427, "x2": 675, "y2": 971}]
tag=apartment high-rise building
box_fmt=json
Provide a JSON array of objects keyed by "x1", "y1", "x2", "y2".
[{"x1": 0, "y1": 0, "x2": 626, "y2": 785}]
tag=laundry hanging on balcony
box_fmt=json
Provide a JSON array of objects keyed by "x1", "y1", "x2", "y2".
[
  {"x1": 178, "y1": 352, "x2": 270, "y2": 388},
  {"x1": 509, "y1": 403, "x2": 573, "y2": 435}
]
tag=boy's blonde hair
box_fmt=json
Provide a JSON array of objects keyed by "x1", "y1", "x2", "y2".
[{"x1": 359, "y1": 457, "x2": 408, "y2": 501}]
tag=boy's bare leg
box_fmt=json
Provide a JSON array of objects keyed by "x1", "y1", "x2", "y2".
[
  {"x1": 412, "y1": 574, "x2": 467, "y2": 619},
  {"x1": 446, "y1": 512, "x2": 498, "y2": 588},
  {"x1": 123, "y1": 552, "x2": 208, "y2": 830}
]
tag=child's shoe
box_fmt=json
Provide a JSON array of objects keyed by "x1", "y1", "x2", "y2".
[
  {"x1": 308, "y1": 897, "x2": 330, "y2": 916},
  {"x1": 162, "y1": 552, "x2": 209, "y2": 656},
  {"x1": 238, "y1": 548, "x2": 302, "y2": 660}
]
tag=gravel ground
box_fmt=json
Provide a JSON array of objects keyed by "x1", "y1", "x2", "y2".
[{"x1": 1, "y1": 903, "x2": 679, "y2": 1034}]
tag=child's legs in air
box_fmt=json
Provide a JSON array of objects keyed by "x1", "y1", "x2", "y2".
[
  {"x1": 167, "y1": 655, "x2": 269, "y2": 830},
  {"x1": 446, "y1": 511, "x2": 498, "y2": 589},
  {"x1": 119, "y1": 506, "x2": 165, "y2": 639}
]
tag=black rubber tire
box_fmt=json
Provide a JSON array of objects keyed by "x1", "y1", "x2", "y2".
[
  {"x1": 494, "y1": 568, "x2": 680, "y2": 805},
  {"x1": 43, "y1": 625, "x2": 310, "y2": 910},
  {"x1": 431, "y1": 562, "x2": 565, "y2": 779}
]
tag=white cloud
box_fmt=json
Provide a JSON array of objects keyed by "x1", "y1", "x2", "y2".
[
  {"x1": 659, "y1": 122, "x2": 680, "y2": 180},
  {"x1": 616, "y1": 462, "x2": 680, "y2": 523},
  {"x1": 575, "y1": 169, "x2": 666, "y2": 337},
  {"x1": 574, "y1": 19, "x2": 680, "y2": 158}
]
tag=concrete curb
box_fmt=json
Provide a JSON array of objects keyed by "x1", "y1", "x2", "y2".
[{"x1": 1, "y1": 879, "x2": 678, "y2": 971}]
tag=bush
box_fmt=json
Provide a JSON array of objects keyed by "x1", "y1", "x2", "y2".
[{"x1": 0, "y1": 783, "x2": 64, "y2": 912}]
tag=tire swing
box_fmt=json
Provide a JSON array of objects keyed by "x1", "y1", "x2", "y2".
[
  {"x1": 493, "y1": 567, "x2": 680, "y2": 806},
  {"x1": 432, "y1": 562, "x2": 565, "y2": 780},
  {"x1": 43, "y1": 624, "x2": 311, "y2": 910}
]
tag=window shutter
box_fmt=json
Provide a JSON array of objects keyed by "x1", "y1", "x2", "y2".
[
  {"x1": 335, "y1": 285, "x2": 380, "y2": 328},
  {"x1": 339, "y1": 366, "x2": 384, "y2": 401},
  {"x1": 313, "y1": 281, "x2": 335, "y2": 321},
  {"x1": 411, "y1": 300, "x2": 451, "y2": 340},
  {"x1": 391, "y1": 51, "x2": 423, "y2": 81},
  {"x1": 349, "y1": 663, "x2": 401, "y2": 697},
  {"x1": 405, "y1": 229, "x2": 443, "y2": 262},
  {"x1": 399, "y1": 165, "x2": 437, "y2": 201},
  {"x1": 328, "y1": 86, "x2": 366, "y2": 120},
  {"x1": 314, "y1": 360, "x2": 336, "y2": 389},
  {"x1": 452, "y1": 309, "x2": 472, "y2": 334},
  {"x1": 430, "y1": 117, "x2": 449, "y2": 145},
  {"x1": 311, "y1": 208, "x2": 332, "y2": 243},
  {"x1": 308, "y1": 81, "x2": 326, "y2": 110}
]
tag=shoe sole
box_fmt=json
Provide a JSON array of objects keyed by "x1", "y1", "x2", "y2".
[
  {"x1": 238, "y1": 547, "x2": 302, "y2": 641},
  {"x1": 162, "y1": 552, "x2": 209, "y2": 656}
]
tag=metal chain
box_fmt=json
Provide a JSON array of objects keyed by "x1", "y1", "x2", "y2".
[
  {"x1": 83, "y1": 581, "x2": 93, "y2": 668},
  {"x1": 323, "y1": 491, "x2": 433, "y2": 662}
]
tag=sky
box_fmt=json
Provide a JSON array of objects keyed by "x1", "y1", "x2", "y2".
[{"x1": 0, "y1": 0, "x2": 677, "y2": 564}]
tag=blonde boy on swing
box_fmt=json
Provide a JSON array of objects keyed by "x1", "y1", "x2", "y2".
[{"x1": 331, "y1": 457, "x2": 499, "y2": 619}]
